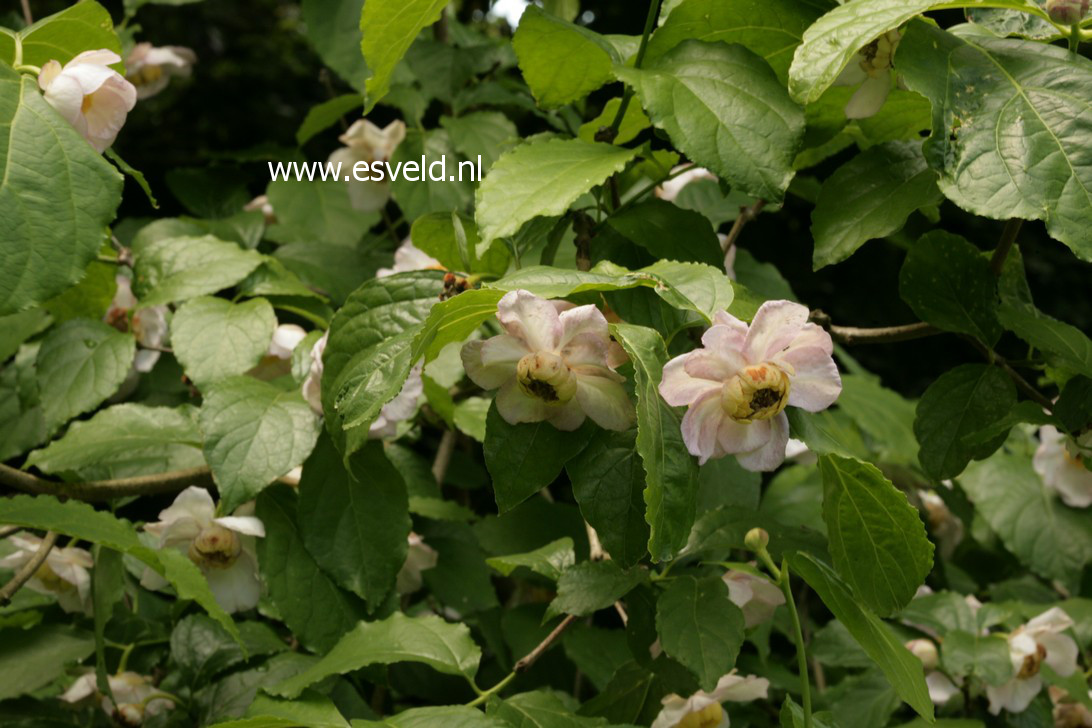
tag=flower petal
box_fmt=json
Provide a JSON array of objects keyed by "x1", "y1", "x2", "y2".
[
  {"x1": 845, "y1": 74, "x2": 891, "y2": 119},
  {"x1": 743, "y1": 300, "x2": 809, "y2": 363},
  {"x1": 779, "y1": 344, "x2": 842, "y2": 412},
  {"x1": 681, "y1": 391, "x2": 726, "y2": 464},
  {"x1": 1039, "y1": 633, "x2": 1079, "y2": 677},
  {"x1": 546, "y1": 398, "x2": 587, "y2": 431},
  {"x1": 496, "y1": 290, "x2": 562, "y2": 352},
  {"x1": 205, "y1": 555, "x2": 261, "y2": 613},
  {"x1": 734, "y1": 412, "x2": 789, "y2": 472},
  {"x1": 495, "y1": 379, "x2": 549, "y2": 424},
  {"x1": 214, "y1": 516, "x2": 266, "y2": 538},
  {"x1": 660, "y1": 352, "x2": 722, "y2": 407},
  {"x1": 575, "y1": 372, "x2": 634, "y2": 431},
  {"x1": 154, "y1": 486, "x2": 216, "y2": 528},
  {"x1": 462, "y1": 336, "x2": 524, "y2": 390},
  {"x1": 558, "y1": 304, "x2": 609, "y2": 349}
]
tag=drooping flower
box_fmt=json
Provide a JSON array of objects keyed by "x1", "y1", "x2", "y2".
[
  {"x1": 658, "y1": 301, "x2": 841, "y2": 470},
  {"x1": 722, "y1": 569, "x2": 785, "y2": 628},
  {"x1": 0, "y1": 533, "x2": 93, "y2": 614},
  {"x1": 38, "y1": 50, "x2": 137, "y2": 153},
  {"x1": 1034, "y1": 426, "x2": 1092, "y2": 508},
  {"x1": 377, "y1": 238, "x2": 443, "y2": 278},
  {"x1": 461, "y1": 290, "x2": 635, "y2": 431},
  {"x1": 396, "y1": 532, "x2": 439, "y2": 595},
  {"x1": 918, "y1": 489, "x2": 964, "y2": 557},
  {"x1": 62, "y1": 671, "x2": 174, "y2": 726},
  {"x1": 141, "y1": 487, "x2": 264, "y2": 613},
  {"x1": 125, "y1": 43, "x2": 196, "y2": 100},
  {"x1": 656, "y1": 164, "x2": 718, "y2": 203},
  {"x1": 833, "y1": 31, "x2": 900, "y2": 119},
  {"x1": 987, "y1": 607, "x2": 1080, "y2": 715},
  {"x1": 906, "y1": 638, "x2": 961, "y2": 705},
  {"x1": 651, "y1": 671, "x2": 769, "y2": 728},
  {"x1": 328, "y1": 118, "x2": 407, "y2": 212},
  {"x1": 105, "y1": 274, "x2": 170, "y2": 373},
  {"x1": 243, "y1": 194, "x2": 277, "y2": 225}
]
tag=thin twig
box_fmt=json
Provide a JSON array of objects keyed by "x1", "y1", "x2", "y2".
[
  {"x1": 962, "y1": 337, "x2": 1055, "y2": 412},
  {"x1": 0, "y1": 531, "x2": 57, "y2": 604},
  {"x1": 721, "y1": 199, "x2": 766, "y2": 254},
  {"x1": 432, "y1": 430, "x2": 456, "y2": 484},
  {"x1": 514, "y1": 614, "x2": 578, "y2": 673},
  {"x1": 20, "y1": 0, "x2": 32, "y2": 26},
  {"x1": 823, "y1": 319, "x2": 940, "y2": 345},
  {"x1": 0, "y1": 463, "x2": 213, "y2": 501},
  {"x1": 989, "y1": 219, "x2": 1023, "y2": 276}
]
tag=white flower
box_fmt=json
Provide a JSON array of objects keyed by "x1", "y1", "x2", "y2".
[
  {"x1": 833, "y1": 31, "x2": 900, "y2": 119},
  {"x1": 722, "y1": 569, "x2": 785, "y2": 628},
  {"x1": 656, "y1": 164, "x2": 718, "y2": 203},
  {"x1": 926, "y1": 671, "x2": 961, "y2": 706},
  {"x1": 268, "y1": 323, "x2": 308, "y2": 360},
  {"x1": 125, "y1": 43, "x2": 195, "y2": 100},
  {"x1": 1034, "y1": 426, "x2": 1092, "y2": 508},
  {"x1": 141, "y1": 487, "x2": 265, "y2": 613},
  {"x1": 377, "y1": 238, "x2": 443, "y2": 278},
  {"x1": 328, "y1": 119, "x2": 406, "y2": 212},
  {"x1": 651, "y1": 671, "x2": 769, "y2": 728},
  {"x1": 38, "y1": 50, "x2": 137, "y2": 153},
  {"x1": 919, "y1": 489, "x2": 964, "y2": 557},
  {"x1": 784, "y1": 437, "x2": 816, "y2": 465},
  {"x1": 105, "y1": 274, "x2": 169, "y2": 373},
  {"x1": 243, "y1": 194, "x2": 277, "y2": 225},
  {"x1": 0, "y1": 533, "x2": 93, "y2": 614},
  {"x1": 62, "y1": 671, "x2": 174, "y2": 725},
  {"x1": 396, "y1": 532, "x2": 438, "y2": 595},
  {"x1": 987, "y1": 607, "x2": 1080, "y2": 715},
  {"x1": 302, "y1": 331, "x2": 328, "y2": 416},
  {"x1": 461, "y1": 290, "x2": 635, "y2": 431}
]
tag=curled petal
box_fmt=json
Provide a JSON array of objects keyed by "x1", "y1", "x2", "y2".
[
  {"x1": 1026, "y1": 606, "x2": 1075, "y2": 636},
  {"x1": 153, "y1": 486, "x2": 216, "y2": 528},
  {"x1": 779, "y1": 345, "x2": 842, "y2": 412},
  {"x1": 214, "y1": 516, "x2": 266, "y2": 538},
  {"x1": 845, "y1": 74, "x2": 891, "y2": 119},
  {"x1": 660, "y1": 352, "x2": 722, "y2": 407},
  {"x1": 462, "y1": 336, "x2": 524, "y2": 390},
  {"x1": 704, "y1": 312, "x2": 749, "y2": 355},
  {"x1": 681, "y1": 392, "x2": 727, "y2": 464},
  {"x1": 42, "y1": 72, "x2": 84, "y2": 127},
  {"x1": 686, "y1": 346, "x2": 744, "y2": 383},
  {"x1": 575, "y1": 372, "x2": 634, "y2": 431},
  {"x1": 558, "y1": 304, "x2": 610, "y2": 350},
  {"x1": 743, "y1": 300, "x2": 809, "y2": 363},
  {"x1": 562, "y1": 332, "x2": 610, "y2": 369},
  {"x1": 733, "y1": 412, "x2": 789, "y2": 472},
  {"x1": 495, "y1": 379, "x2": 550, "y2": 425},
  {"x1": 496, "y1": 290, "x2": 562, "y2": 352}
]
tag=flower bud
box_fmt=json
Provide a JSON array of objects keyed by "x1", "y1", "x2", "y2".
[
  {"x1": 905, "y1": 639, "x2": 939, "y2": 670},
  {"x1": 744, "y1": 527, "x2": 770, "y2": 552},
  {"x1": 1047, "y1": 0, "x2": 1089, "y2": 23}
]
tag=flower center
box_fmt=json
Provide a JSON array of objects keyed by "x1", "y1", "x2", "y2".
[
  {"x1": 720, "y1": 363, "x2": 791, "y2": 423},
  {"x1": 516, "y1": 352, "x2": 577, "y2": 404},
  {"x1": 81, "y1": 94, "x2": 94, "y2": 113},
  {"x1": 130, "y1": 64, "x2": 164, "y2": 87},
  {"x1": 859, "y1": 31, "x2": 900, "y2": 77},
  {"x1": 676, "y1": 702, "x2": 723, "y2": 728},
  {"x1": 1017, "y1": 643, "x2": 1047, "y2": 679},
  {"x1": 188, "y1": 524, "x2": 241, "y2": 570}
]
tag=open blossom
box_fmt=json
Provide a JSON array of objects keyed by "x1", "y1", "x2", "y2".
[
  {"x1": 105, "y1": 274, "x2": 169, "y2": 373},
  {"x1": 987, "y1": 607, "x2": 1080, "y2": 715},
  {"x1": 651, "y1": 671, "x2": 769, "y2": 728},
  {"x1": 125, "y1": 43, "x2": 196, "y2": 99},
  {"x1": 377, "y1": 238, "x2": 443, "y2": 278},
  {"x1": 62, "y1": 671, "x2": 174, "y2": 725},
  {"x1": 659, "y1": 301, "x2": 841, "y2": 470},
  {"x1": 141, "y1": 487, "x2": 264, "y2": 613},
  {"x1": 328, "y1": 119, "x2": 406, "y2": 212},
  {"x1": 722, "y1": 569, "x2": 784, "y2": 628},
  {"x1": 1034, "y1": 426, "x2": 1092, "y2": 508},
  {"x1": 833, "y1": 31, "x2": 900, "y2": 119},
  {"x1": 396, "y1": 532, "x2": 439, "y2": 595},
  {"x1": 461, "y1": 290, "x2": 634, "y2": 431},
  {"x1": 0, "y1": 533, "x2": 93, "y2": 614},
  {"x1": 38, "y1": 50, "x2": 137, "y2": 153}
]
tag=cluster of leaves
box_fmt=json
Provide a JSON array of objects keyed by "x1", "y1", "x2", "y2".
[{"x1": 1, "y1": 0, "x2": 1092, "y2": 727}]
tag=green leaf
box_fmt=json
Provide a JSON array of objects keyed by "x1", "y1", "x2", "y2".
[
  {"x1": 898, "y1": 20, "x2": 1092, "y2": 259},
  {"x1": 611, "y1": 323, "x2": 699, "y2": 563},
  {"x1": 270, "y1": 611, "x2": 482, "y2": 698},
  {"x1": 484, "y1": 401, "x2": 594, "y2": 513},
  {"x1": 410, "y1": 212, "x2": 510, "y2": 277},
  {"x1": 25, "y1": 403, "x2": 203, "y2": 478},
  {"x1": 42, "y1": 260, "x2": 117, "y2": 324},
  {"x1": 256, "y1": 485, "x2": 368, "y2": 653},
  {"x1": 780, "y1": 696, "x2": 839, "y2": 728},
  {"x1": 913, "y1": 364, "x2": 1016, "y2": 480},
  {"x1": 811, "y1": 141, "x2": 941, "y2": 269},
  {"x1": 0, "y1": 65, "x2": 123, "y2": 315},
  {"x1": 200, "y1": 376, "x2": 322, "y2": 513},
  {"x1": 172, "y1": 296, "x2": 277, "y2": 387},
  {"x1": 297, "y1": 436, "x2": 411, "y2": 607},
  {"x1": 959, "y1": 452, "x2": 1092, "y2": 587},
  {"x1": 171, "y1": 614, "x2": 287, "y2": 686},
  {"x1": 302, "y1": 0, "x2": 367, "y2": 88},
  {"x1": 488, "y1": 691, "x2": 607, "y2": 728},
  {"x1": 820, "y1": 454, "x2": 934, "y2": 616},
  {"x1": 0, "y1": 624, "x2": 94, "y2": 700},
  {"x1": 940, "y1": 630, "x2": 1013, "y2": 685},
  {"x1": 476, "y1": 138, "x2": 638, "y2": 243},
  {"x1": 440, "y1": 112, "x2": 518, "y2": 173},
  {"x1": 0, "y1": 344, "x2": 48, "y2": 461},
  {"x1": 837, "y1": 375, "x2": 919, "y2": 466},
  {"x1": 265, "y1": 180, "x2": 378, "y2": 248},
  {"x1": 486, "y1": 537, "x2": 575, "y2": 581},
  {"x1": 548, "y1": 561, "x2": 647, "y2": 618},
  {"x1": 566, "y1": 428, "x2": 652, "y2": 568},
  {"x1": 246, "y1": 692, "x2": 350, "y2": 728},
  {"x1": 616, "y1": 40, "x2": 804, "y2": 202},
  {"x1": 606, "y1": 199, "x2": 723, "y2": 268},
  {"x1": 644, "y1": 0, "x2": 826, "y2": 81},
  {"x1": 388, "y1": 128, "x2": 474, "y2": 223},
  {"x1": 0, "y1": 309, "x2": 49, "y2": 364},
  {"x1": 512, "y1": 5, "x2": 617, "y2": 109},
  {"x1": 361, "y1": 0, "x2": 452, "y2": 112},
  {"x1": 997, "y1": 303, "x2": 1092, "y2": 379},
  {"x1": 578, "y1": 97, "x2": 651, "y2": 145},
  {"x1": 655, "y1": 575, "x2": 745, "y2": 691},
  {"x1": 35, "y1": 319, "x2": 135, "y2": 432},
  {"x1": 899, "y1": 231, "x2": 1002, "y2": 345},
  {"x1": 791, "y1": 553, "x2": 934, "y2": 722},
  {"x1": 787, "y1": 0, "x2": 1047, "y2": 104},
  {"x1": 355, "y1": 706, "x2": 509, "y2": 728},
  {"x1": 3, "y1": 1, "x2": 122, "y2": 68},
  {"x1": 296, "y1": 94, "x2": 364, "y2": 146},
  {"x1": 90, "y1": 545, "x2": 125, "y2": 697},
  {"x1": 786, "y1": 408, "x2": 870, "y2": 460},
  {"x1": 133, "y1": 235, "x2": 265, "y2": 307}
]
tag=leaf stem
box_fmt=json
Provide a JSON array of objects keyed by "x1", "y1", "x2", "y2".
[
  {"x1": 0, "y1": 530, "x2": 56, "y2": 604},
  {"x1": 780, "y1": 560, "x2": 814, "y2": 728},
  {"x1": 117, "y1": 643, "x2": 136, "y2": 674},
  {"x1": 1070, "y1": 23, "x2": 1082, "y2": 53},
  {"x1": 14, "y1": 64, "x2": 41, "y2": 75},
  {"x1": 604, "y1": 0, "x2": 661, "y2": 140},
  {"x1": 989, "y1": 219, "x2": 1022, "y2": 276}
]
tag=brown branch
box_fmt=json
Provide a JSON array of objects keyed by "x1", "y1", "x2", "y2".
[
  {"x1": 962, "y1": 337, "x2": 1055, "y2": 412},
  {"x1": 0, "y1": 463, "x2": 213, "y2": 502},
  {"x1": 431, "y1": 430, "x2": 456, "y2": 484},
  {"x1": 20, "y1": 0, "x2": 32, "y2": 26},
  {"x1": 721, "y1": 199, "x2": 766, "y2": 254},
  {"x1": 514, "y1": 614, "x2": 578, "y2": 673},
  {"x1": 824, "y1": 319, "x2": 941, "y2": 345},
  {"x1": 0, "y1": 531, "x2": 56, "y2": 604},
  {"x1": 990, "y1": 219, "x2": 1023, "y2": 276}
]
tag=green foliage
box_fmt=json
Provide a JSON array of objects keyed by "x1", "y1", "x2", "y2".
[
  {"x1": 172, "y1": 296, "x2": 277, "y2": 387},
  {"x1": 361, "y1": 0, "x2": 452, "y2": 112},
  {"x1": 513, "y1": 6, "x2": 618, "y2": 109},
  {"x1": 655, "y1": 575, "x2": 745, "y2": 690}
]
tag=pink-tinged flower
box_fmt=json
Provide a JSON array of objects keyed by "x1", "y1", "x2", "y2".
[
  {"x1": 328, "y1": 118, "x2": 406, "y2": 212},
  {"x1": 461, "y1": 290, "x2": 635, "y2": 431},
  {"x1": 722, "y1": 569, "x2": 784, "y2": 628},
  {"x1": 38, "y1": 50, "x2": 137, "y2": 153},
  {"x1": 987, "y1": 607, "x2": 1080, "y2": 715},
  {"x1": 1034, "y1": 426, "x2": 1092, "y2": 508},
  {"x1": 141, "y1": 487, "x2": 265, "y2": 613},
  {"x1": 656, "y1": 164, "x2": 718, "y2": 203},
  {"x1": 377, "y1": 238, "x2": 443, "y2": 278},
  {"x1": 396, "y1": 532, "x2": 438, "y2": 595},
  {"x1": 659, "y1": 300, "x2": 841, "y2": 470},
  {"x1": 651, "y1": 671, "x2": 769, "y2": 728},
  {"x1": 833, "y1": 31, "x2": 900, "y2": 119},
  {"x1": 125, "y1": 43, "x2": 195, "y2": 100},
  {"x1": 62, "y1": 671, "x2": 174, "y2": 725},
  {"x1": 0, "y1": 533, "x2": 93, "y2": 614}
]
